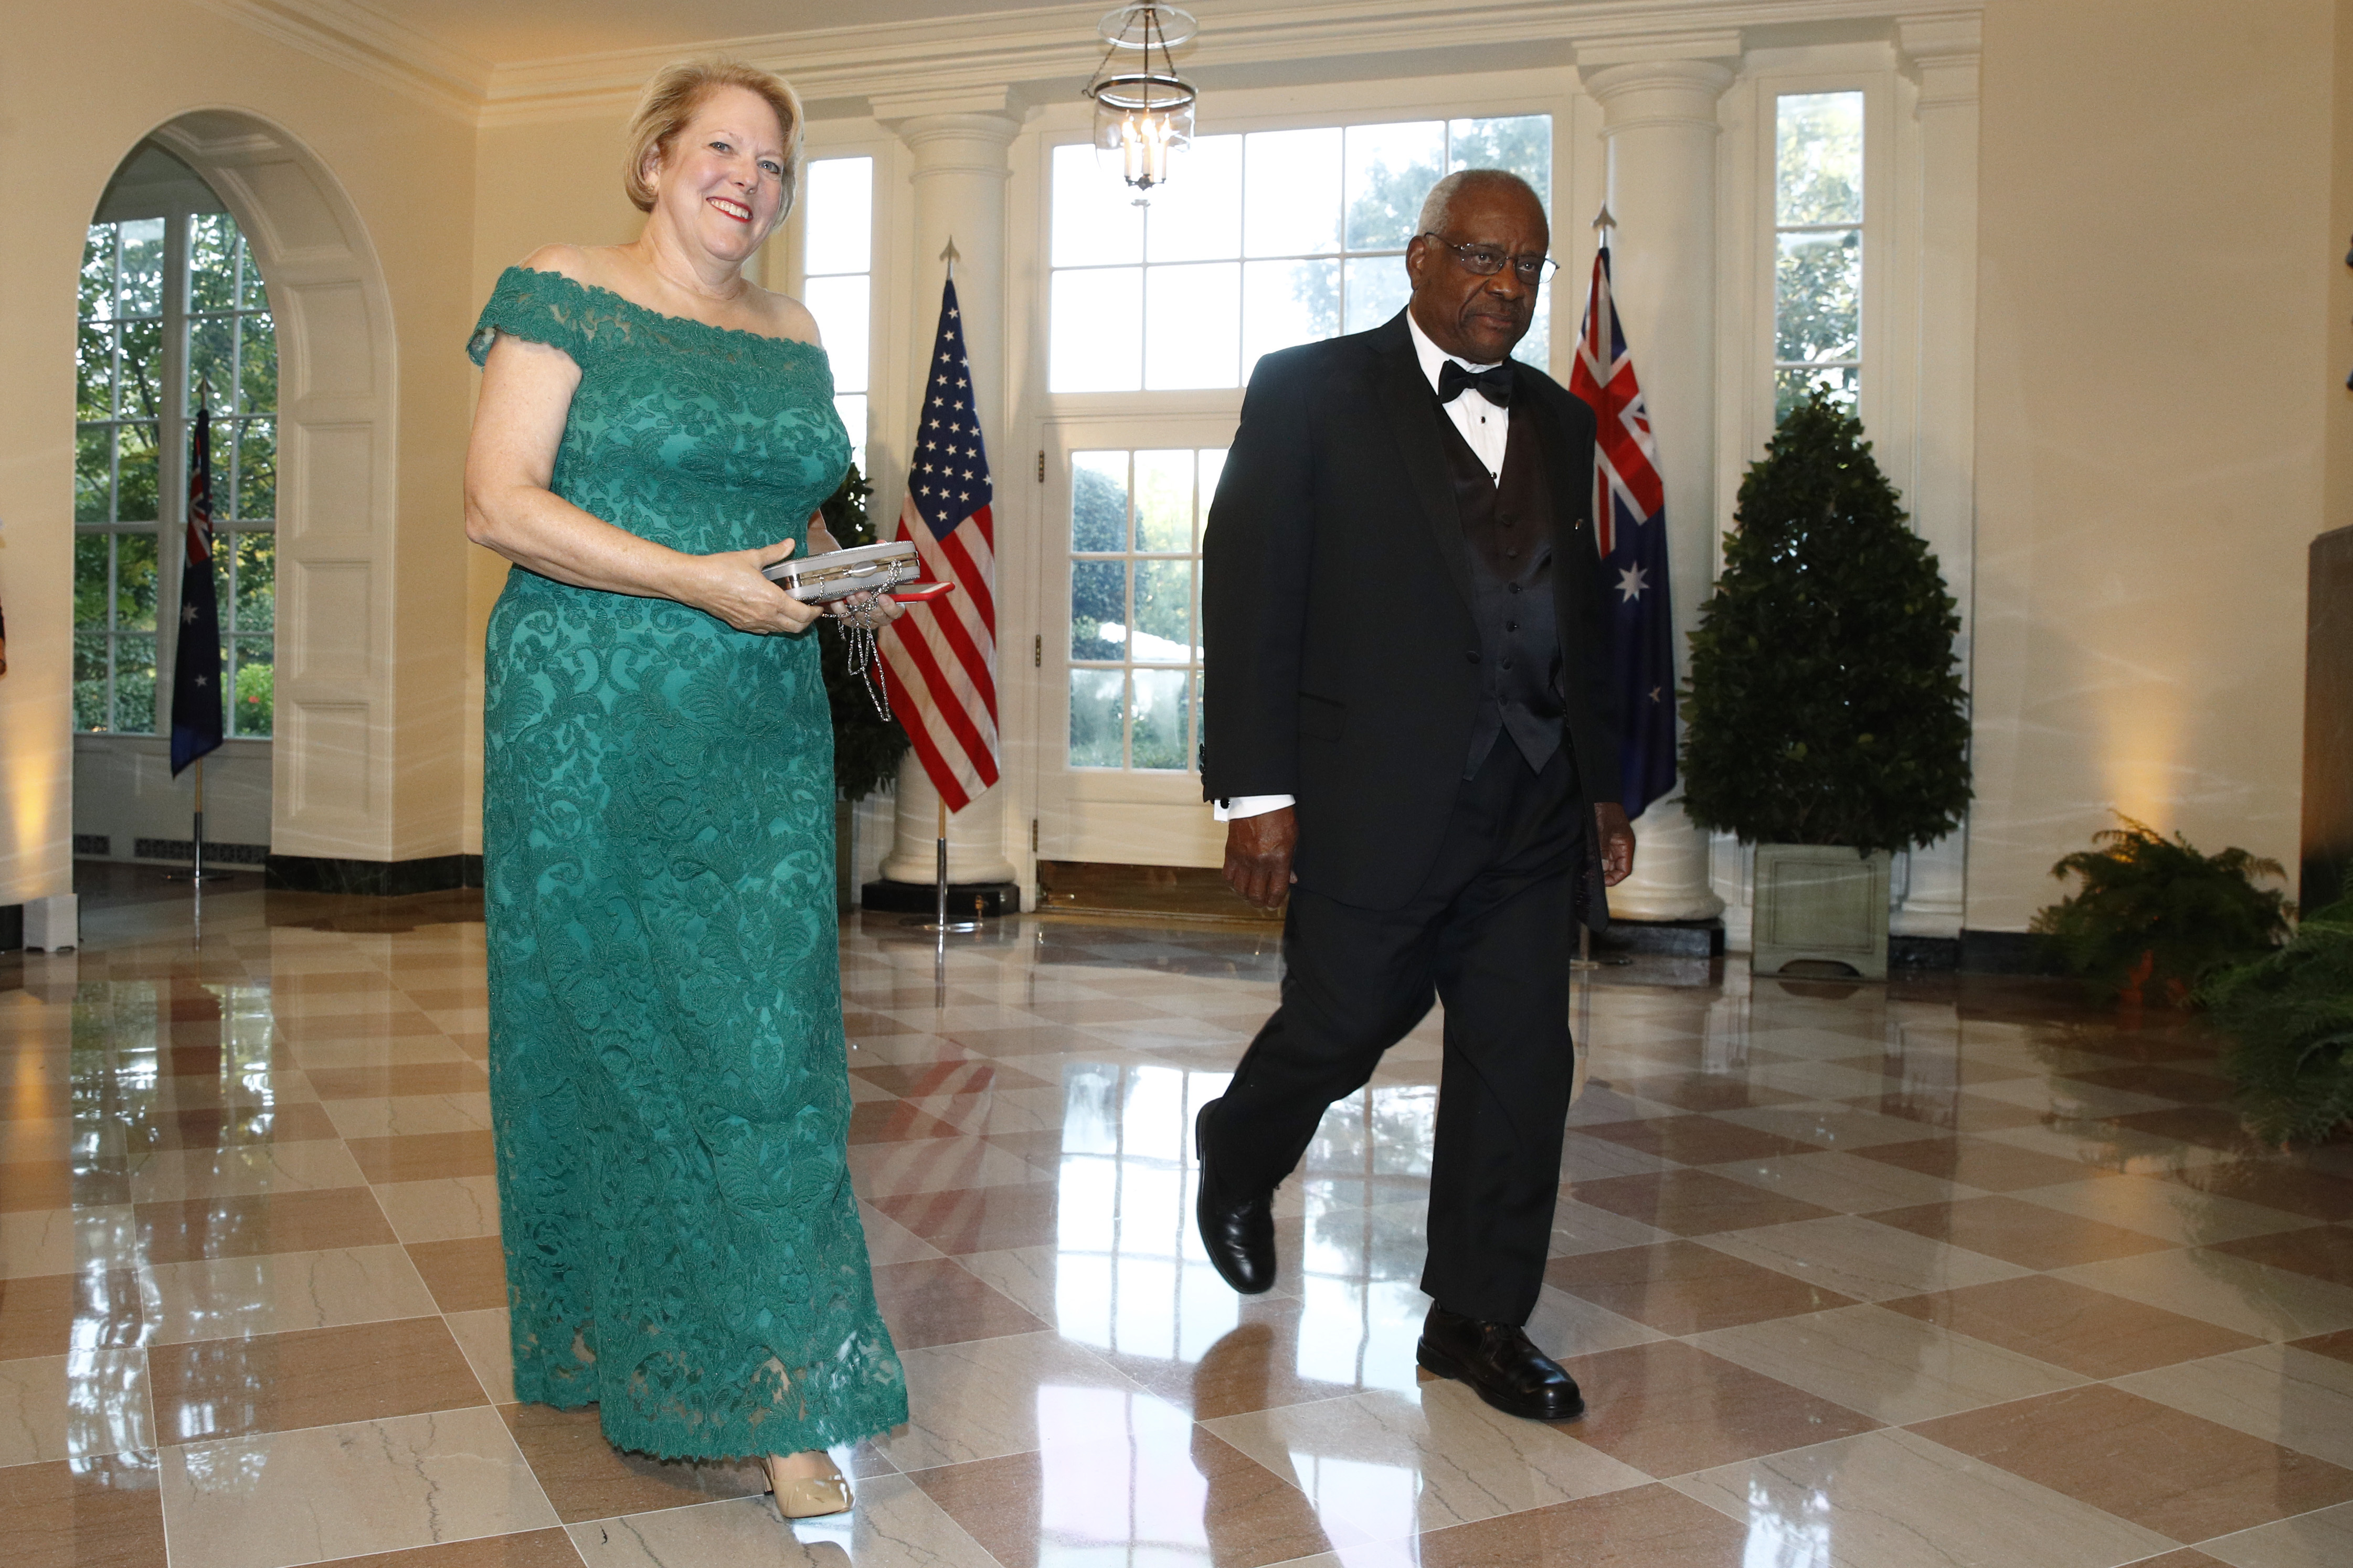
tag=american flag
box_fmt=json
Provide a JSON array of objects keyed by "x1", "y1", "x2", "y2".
[
  {"x1": 880, "y1": 279, "x2": 1000, "y2": 810},
  {"x1": 1567, "y1": 239, "x2": 1677, "y2": 818}
]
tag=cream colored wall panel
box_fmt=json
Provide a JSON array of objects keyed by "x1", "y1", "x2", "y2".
[
  {"x1": 288, "y1": 702, "x2": 373, "y2": 823},
  {"x1": 288, "y1": 283, "x2": 377, "y2": 398},
  {"x1": 292, "y1": 561, "x2": 375, "y2": 685},
  {"x1": 292, "y1": 423, "x2": 376, "y2": 540},
  {"x1": 236, "y1": 157, "x2": 348, "y2": 258}
]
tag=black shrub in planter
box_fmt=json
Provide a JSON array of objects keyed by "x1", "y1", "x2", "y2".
[
  {"x1": 817, "y1": 464, "x2": 911, "y2": 803},
  {"x1": 1681, "y1": 388, "x2": 1972, "y2": 855}
]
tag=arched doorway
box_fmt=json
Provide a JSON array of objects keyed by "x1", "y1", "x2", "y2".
[{"x1": 70, "y1": 110, "x2": 397, "y2": 883}]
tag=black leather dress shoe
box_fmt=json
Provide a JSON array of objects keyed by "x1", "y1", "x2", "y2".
[
  {"x1": 1416, "y1": 1305, "x2": 1585, "y2": 1421},
  {"x1": 1195, "y1": 1101, "x2": 1276, "y2": 1295}
]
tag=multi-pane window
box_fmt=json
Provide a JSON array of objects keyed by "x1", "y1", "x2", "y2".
[
  {"x1": 75, "y1": 207, "x2": 277, "y2": 737},
  {"x1": 1773, "y1": 92, "x2": 1864, "y2": 419},
  {"x1": 799, "y1": 156, "x2": 873, "y2": 471},
  {"x1": 1067, "y1": 446, "x2": 1225, "y2": 772},
  {"x1": 1048, "y1": 117, "x2": 1552, "y2": 394}
]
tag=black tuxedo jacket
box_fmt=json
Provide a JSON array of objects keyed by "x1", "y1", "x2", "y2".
[{"x1": 1201, "y1": 310, "x2": 1621, "y2": 913}]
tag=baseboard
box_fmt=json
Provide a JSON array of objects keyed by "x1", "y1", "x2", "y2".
[
  {"x1": 133, "y1": 838, "x2": 270, "y2": 866},
  {"x1": 860, "y1": 879, "x2": 1020, "y2": 918},
  {"x1": 0, "y1": 904, "x2": 20, "y2": 953},
  {"x1": 1891, "y1": 934, "x2": 1961, "y2": 971},
  {"x1": 1957, "y1": 929, "x2": 2055, "y2": 975},
  {"x1": 1598, "y1": 916, "x2": 1725, "y2": 958},
  {"x1": 266, "y1": 854, "x2": 478, "y2": 897}
]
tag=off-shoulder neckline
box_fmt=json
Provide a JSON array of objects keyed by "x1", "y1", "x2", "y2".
[{"x1": 501, "y1": 264, "x2": 826, "y2": 358}]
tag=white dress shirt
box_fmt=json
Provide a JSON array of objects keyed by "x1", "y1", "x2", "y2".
[{"x1": 1214, "y1": 313, "x2": 1511, "y2": 822}]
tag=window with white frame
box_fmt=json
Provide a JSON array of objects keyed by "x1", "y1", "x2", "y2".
[
  {"x1": 798, "y1": 155, "x2": 873, "y2": 471},
  {"x1": 1047, "y1": 116, "x2": 1553, "y2": 396},
  {"x1": 1772, "y1": 91, "x2": 1863, "y2": 419},
  {"x1": 76, "y1": 206, "x2": 277, "y2": 737}
]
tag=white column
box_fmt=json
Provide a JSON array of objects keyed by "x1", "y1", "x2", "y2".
[
  {"x1": 872, "y1": 98, "x2": 1022, "y2": 887},
  {"x1": 1892, "y1": 17, "x2": 1981, "y2": 938},
  {"x1": 1580, "y1": 47, "x2": 1736, "y2": 922}
]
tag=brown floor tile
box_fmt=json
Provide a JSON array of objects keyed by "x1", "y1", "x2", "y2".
[
  {"x1": 2061, "y1": 1065, "x2": 2238, "y2": 1104},
  {"x1": 124, "y1": 1100, "x2": 343, "y2": 1151},
  {"x1": 149, "y1": 1316, "x2": 486, "y2": 1443},
  {"x1": 134, "y1": 1186, "x2": 399, "y2": 1264},
  {"x1": 1546, "y1": 1240, "x2": 1859, "y2": 1335},
  {"x1": 849, "y1": 1060, "x2": 1055, "y2": 1097},
  {"x1": 1851, "y1": 1134, "x2": 2115, "y2": 1191},
  {"x1": 2104, "y1": 1106, "x2": 2260, "y2": 1153},
  {"x1": 874, "y1": 1182, "x2": 1062, "y2": 1254},
  {"x1": 1869, "y1": 1194, "x2": 2182, "y2": 1270},
  {"x1": 1846, "y1": 1091, "x2": 2060, "y2": 1133},
  {"x1": 399, "y1": 987, "x2": 490, "y2": 1013},
  {"x1": 1829, "y1": 1053, "x2": 2038, "y2": 1088},
  {"x1": 1018, "y1": 997, "x2": 1184, "y2": 1026},
  {"x1": 408, "y1": 1234, "x2": 511, "y2": 1312},
  {"x1": 311, "y1": 1530, "x2": 585, "y2": 1568},
  {"x1": 2119, "y1": 1553, "x2": 2234, "y2": 1567},
  {"x1": 497, "y1": 1402, "x2": 765, "y2": 1523},
  {"x1": 845, "y1": 1100, "x2": 964, "y2": 1144},
  {"x1": 0, "y1": 1161, "x2": 132, "y2": 1211},
  {"x1": 347, "y1": 1130, "x2": 500, "y2": 1182},
  {"x1": 2065, "y1": 1031, "x2": 2223, "y2": 1065},
  {"x1": 870, "y1": 1257, "x2": 1045, "y2": 1348},
  {"x1": 1606, "y1": 1073, "x2": 1810, "y2": 1114},
  {"x1": 1880, "y1": 1273, "x2": 2261, "y2": 1377},
  {"x1": 1577, "y1": 1114, "x2": 1826, "y2": 1165},
  {"x1": 273, "y1": 1011, "x2": 450, "y2": 1044},
  {"x1": 2207, "y1": 1224, "x2": 2353, "y2": 1286},
  {"x1": 1416, "y1": 1482, "x2": 1751, "y2": 1567},
  {"x1": 1, "y1": 1450, "x2": 167, "y2": 1568},
  {"x1": 938, "y1": 1023, "x2": 1126, "y2": 1055},
  {"x1": 1567, "y1": 1169, "x2": 1841, "y2": 1236},
  {"x1": 1562, "y1": 1338, "x2": 1880, "y2": 1476},
  {"x1": 980, "y1": 1127, "x2": 1077, "y2": 1172},
  {"x1": 302, "y1": 1063, "x2": 491, "y2": 1100},
  {"x1": 1910, "y1": 1383, "x2": 2353, "y2": 1540},
  {"x1": 2162, "y1": 1160, "x2": 2353, "y2": 1222},
  {"x1": 0, "y1": 1268, "x2": 143, "y2": 1359},
  {"x1": 2293, "y1": 1328, "x2": 2353, "y2": 1363},
  {"x1": 271, "y1": 971, "x2": 402, "y2": 996}
]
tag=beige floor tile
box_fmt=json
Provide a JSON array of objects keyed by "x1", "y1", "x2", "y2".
[
  {"x1": 1549, "y1": 1198, "x2": 1677, "y2": 1256},
  {"x1": 1708, "y1": 1101, "x2": 1949, "y2": 1151},
  {"x1": 566, "y1": 1473, "x2": 1001, "y2": 1568},
  {"x1": 2116, "y1": 1344, "x2": 2353, "y2": 1468},
  {"x1": 1559, "y1": 1134, "x2": 1677, "y2": 1181},
  {"x1": 1204, "y1": 1382, "x2": 1651, "y2": 1533},
  {"x1": 126, "y1": 1138, "x2": 369, "y2": 1203},
  {"x1": 1968, "y1": 1074, "x2": 2177, "y2": 1118},
  {"x1": 446, "y1": 1306, "x2": 516, "y2": 1404},
  {"x1": 160, "y1": 1404, "x2": 559, "y2": 1568},
  {"x1": 1698, "y1": 1214, "x2": 2034, "y2": 1302},
  {"x1": 1706, "y1": 1149, "x2": 1984, "y2": 1213},
  {"x1": 2201, "y1": 1500, "x2": 2353, "y2": 1568},
  {"x1": 281, "y1": 1035, "x2": 476, "y2": 1071},
  {"x1": 324, "y1": 1093, "x2": 496, "y2": 1140},
  {"x1": 875, "y1": 1328, "x2": 1143, "y2": 1471},
  {"x1": 2054, "y1": 1249, "x2": 2353, "y2": 1342},
  {"x1": 847, "y1": 1136, "x2": 1051, "y2": 1198},
  {"x1": 0, "y1": 1348, "x2": 151, "y2": 1465},
  {"x1": 375, "y1": 1175, "x2": 505, "y2": 1244},
  {"x1": 858, "y1": 1202, "x2": 944, "y2": 1264},
  {"x1": 1523, "y1": 1282, "x2": 1672, "y2": 1358},
  {"x1": 1691, "y1": 1303, "x2": 2089, "y2": 1424},
  {"x1": 1670, "y1": 1427, "x2": 2176, "y2": 1567},
  {"x1": 1979, "y1": 1119, "x2": 2230, "y2": 1175},
  {"x1": 142, "y1": 1243, "x2": 439, "y2": 1343},
  {"x1": 2009, "y1": 1176, "x2": 2322, "y2": 1249},
  {"x1": 0, "y1": 1204, "x2": 137, "y2": 1278}
]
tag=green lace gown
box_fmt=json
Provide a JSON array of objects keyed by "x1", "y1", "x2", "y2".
[{"x1": 468, "y1": 267, "x2": 906, "y2": 1460}]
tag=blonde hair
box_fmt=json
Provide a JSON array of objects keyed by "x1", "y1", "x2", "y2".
[{"x1": 622, "y1": 60, "x2": 805, "y2": 222}]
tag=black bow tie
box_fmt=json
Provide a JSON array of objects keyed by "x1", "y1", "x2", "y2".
[{"x1": 1438, "y1": 359, "x2": 1514, "y2": 407}]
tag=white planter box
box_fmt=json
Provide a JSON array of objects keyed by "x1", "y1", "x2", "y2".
[{"x1": 1752, "y1": 845, "x2": 1891, "y2": 979}]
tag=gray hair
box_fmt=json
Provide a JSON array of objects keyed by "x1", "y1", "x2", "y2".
[{"x1": 1416, "y1": 169, "x2": 1545, "y2": 238}]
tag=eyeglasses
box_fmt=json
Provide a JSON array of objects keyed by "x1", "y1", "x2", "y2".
[{"x1": 1419, "y1": 233, "x2": 1557, "y2": 284}]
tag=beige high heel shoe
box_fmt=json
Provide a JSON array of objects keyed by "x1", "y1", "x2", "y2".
[{"x1": 766, "y1": 1453, "x2": 853, "y2": 1519}]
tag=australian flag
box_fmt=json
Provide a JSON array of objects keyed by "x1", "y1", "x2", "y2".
[
  {"x1": 1567, "y1": 241, "x2": 1676, "y2": 818},
  {"x1": 169, "y1": 406, "x2": 224, "y2": 775}
]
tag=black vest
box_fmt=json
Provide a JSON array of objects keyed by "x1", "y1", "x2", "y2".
[{"x1": 1437, "y1": 401, "x2": 1566, "y2": 778}]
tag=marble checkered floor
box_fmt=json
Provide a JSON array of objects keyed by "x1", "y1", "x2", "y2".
[{"x1": 6, "y1": 876, "x2": 2353, "y2": 1568}]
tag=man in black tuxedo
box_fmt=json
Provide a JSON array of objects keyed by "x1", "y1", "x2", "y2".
[{"x1": 1195, "y1": 169, "x2": 1636, "y2": 1422}]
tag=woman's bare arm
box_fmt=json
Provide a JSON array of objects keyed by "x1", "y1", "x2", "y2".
[{"x1": 463, "y1": 330, "x2": 820, "y2": 635}]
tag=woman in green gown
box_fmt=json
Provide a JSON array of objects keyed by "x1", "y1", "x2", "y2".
[{"x1": 461, "y1": 61, "x2": 904, "y2": 1519}]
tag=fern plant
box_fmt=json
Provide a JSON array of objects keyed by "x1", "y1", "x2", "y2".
[
  {"x1": 817, "y1": 464, "x2": 912, "y2": 802},
  {"x1": 2201, "y1": 885, "x2": 2353, "y2": 1147},
  {"x1": 2031, "y1": 816, "x2": 2291, "y2": 1006}
]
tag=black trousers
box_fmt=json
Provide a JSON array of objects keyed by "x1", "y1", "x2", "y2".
[{"x1": 1201, "y1": 741, "x2": 1583, "y2": 1325}]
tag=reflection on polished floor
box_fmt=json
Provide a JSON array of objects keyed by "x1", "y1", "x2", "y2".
[{"x1": 7, "y1": 877, "x2": 2353, "y2": 1568}]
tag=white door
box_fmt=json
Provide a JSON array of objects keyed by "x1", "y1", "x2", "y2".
[{"x1": 1034, "y1": 418, "x2": 1236, "y2": 868}]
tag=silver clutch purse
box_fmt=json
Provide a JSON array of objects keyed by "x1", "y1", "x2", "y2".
[{"x1": 763, "y1": 539, "x2": 920, "y2": 603}]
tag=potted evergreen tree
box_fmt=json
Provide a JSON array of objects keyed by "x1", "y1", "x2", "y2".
[
  {"x1": 818, "y1": 464, "x2": 911, "y2": 910},
  {"x1": 1680, "y1": 389, "x2": 1972, "y2": 977}
]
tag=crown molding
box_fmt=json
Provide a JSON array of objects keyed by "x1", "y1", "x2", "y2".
[
  {"x1": 193, "y1": 0, "x2": 1985, "y2": 130},
  {"x1": 191, "y1": 0, "x2": 491, "y2": 121}
]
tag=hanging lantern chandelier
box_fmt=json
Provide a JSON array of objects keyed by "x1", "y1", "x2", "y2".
[{"x1": 1082, "y1": 4, "x2": 1197, "y2": 200}]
